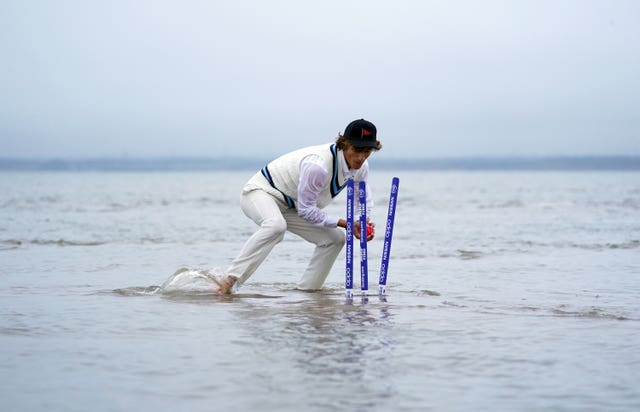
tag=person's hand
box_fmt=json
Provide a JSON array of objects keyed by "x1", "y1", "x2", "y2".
[{"x1": 354, "y1": 220, "x2": 375, "y2": 241}]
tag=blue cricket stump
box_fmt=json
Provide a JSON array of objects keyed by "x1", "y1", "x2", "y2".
[
  {"x1": 359, "y1": 181, "x2": 368, "y2": 301},
  {"x1": 378, "y1": 177, "x2": 400, "y2": 295},
  {"x1": 345, "y1": 179, "x2": 354, "y2": 299}
]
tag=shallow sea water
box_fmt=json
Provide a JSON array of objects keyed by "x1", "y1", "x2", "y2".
[{"x1": 1, "y1": 170, "x2": 639, "y2": 411}]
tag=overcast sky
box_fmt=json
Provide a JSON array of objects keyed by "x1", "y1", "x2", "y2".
[{"x1": 1, "y1": 0, "x2": 639, "y2": 159}]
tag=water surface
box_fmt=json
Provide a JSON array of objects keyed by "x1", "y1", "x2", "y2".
[{"x1": 1, "y1": 171, "x2": 639, "y2": 411}]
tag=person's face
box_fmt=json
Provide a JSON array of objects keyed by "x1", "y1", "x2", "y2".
[{"x1": 343, "y1": 145, "x2": 374, "y2": 170}]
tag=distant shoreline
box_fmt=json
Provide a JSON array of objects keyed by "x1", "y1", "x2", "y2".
[{"x1": 1, "y1": 156, "x2": 639, "y2": 171}]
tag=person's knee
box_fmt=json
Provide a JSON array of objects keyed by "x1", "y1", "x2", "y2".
[{"x1": 261, "y1": 217, "x2": 287, "y2": 241}]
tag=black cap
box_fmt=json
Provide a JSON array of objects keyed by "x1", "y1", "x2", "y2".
[{"x1": 343, "y1": 119, "x2": 379, "y2": 148}]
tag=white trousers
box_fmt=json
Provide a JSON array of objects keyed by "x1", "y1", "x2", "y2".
[{"x1": 227, "y1": 189, "x2": 345, "y2": 290}]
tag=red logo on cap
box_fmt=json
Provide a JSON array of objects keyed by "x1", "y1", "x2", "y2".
[{"x1": 362, "y1": 129, "x2": 372, "y2": 137}]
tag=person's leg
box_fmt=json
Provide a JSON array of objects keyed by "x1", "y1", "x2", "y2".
[
  {"x1": 285, "y1": 215, "x2": 345, "y2": 291},
  {"x1": 226, "y1": 190, "x2": 287, "y2": 287}
]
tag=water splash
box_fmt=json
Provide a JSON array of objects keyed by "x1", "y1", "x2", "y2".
[
  {"x1": 111, "y1": 268, "x2": 229, "y2": 297},
  {"x1": 159, "y1": 267, "x2": 228, "y2": 295}
]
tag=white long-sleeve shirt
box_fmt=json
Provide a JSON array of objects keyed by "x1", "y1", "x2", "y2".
[{"x1": 297, "y1": 154, "x2": 373, "y2": 227}]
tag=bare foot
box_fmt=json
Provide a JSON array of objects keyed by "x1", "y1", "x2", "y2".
[{"x1": 216, "y1": 274, "x2": 238, "y2": 294}]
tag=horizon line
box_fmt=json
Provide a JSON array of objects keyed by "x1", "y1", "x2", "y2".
[{"x1": 1, "y1": 155, "x2": 639, "y2": 171}]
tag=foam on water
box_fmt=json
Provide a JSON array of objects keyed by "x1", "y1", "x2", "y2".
[{"x1": 112, "y1": 286, "x2": 161, "y2": 296}]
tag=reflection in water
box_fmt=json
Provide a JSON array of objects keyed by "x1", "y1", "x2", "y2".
[{"x1": 233, "y1": 292, "x2": 398, "y2": 409}]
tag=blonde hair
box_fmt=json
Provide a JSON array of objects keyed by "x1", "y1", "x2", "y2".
[{"x1": 335, "y1": 134, "x2": 382, "y2": 151}]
